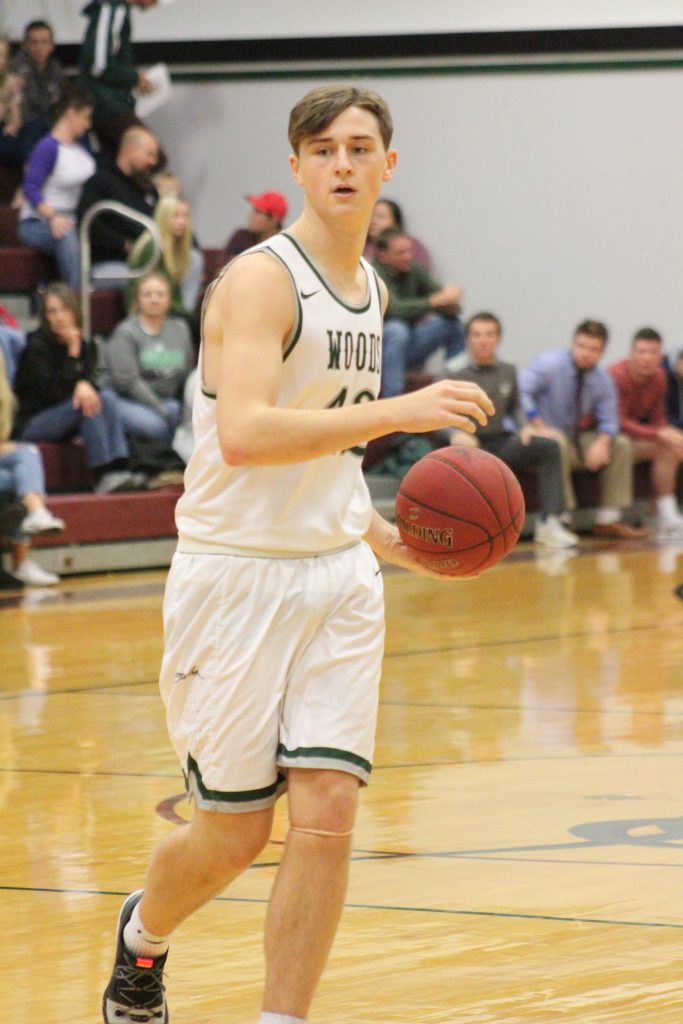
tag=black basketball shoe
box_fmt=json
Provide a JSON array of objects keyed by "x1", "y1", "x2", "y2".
[{"x1": 102, "y1": 890, "x2": 169, "y2": 1024}]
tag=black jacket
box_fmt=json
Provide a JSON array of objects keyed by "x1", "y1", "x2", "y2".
[
  {"x1": 13, "y1": 328, "x2": 100, "y2": 432},
  {"x1": 77, "y1": 160, "x2": 158, "y2": 262}
]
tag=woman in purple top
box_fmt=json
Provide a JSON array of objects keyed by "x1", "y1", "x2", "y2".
[{"x1": 18, "y1": 82, "x2": 95, "y2": 290}]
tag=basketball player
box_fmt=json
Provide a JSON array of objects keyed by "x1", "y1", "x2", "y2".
[{"x1": 102, "y1": 84, "x2": 493, "y2": 1024}]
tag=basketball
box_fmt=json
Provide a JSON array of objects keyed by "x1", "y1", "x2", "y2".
[{"x1": 395, "y1": 446, "x2": 525, "y2": 576}]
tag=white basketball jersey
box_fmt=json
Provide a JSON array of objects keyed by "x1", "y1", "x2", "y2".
[{"x1": 175, "y1": 232, "x2": 384, "y2": 556}]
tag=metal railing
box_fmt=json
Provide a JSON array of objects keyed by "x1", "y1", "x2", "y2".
[{"x1": 79, "y1": 200, "x2": 161, "y2": 338}]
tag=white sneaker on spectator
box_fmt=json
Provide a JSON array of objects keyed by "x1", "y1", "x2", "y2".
[
  {"x1": 95, "y1": 471, "x2": 137, "y2": 494},
  {"x1": 656, "y1": 517, "x2": 683, "y2": 540},
  {"x1": 534, "y1": 515, "x2": 579, "y2": 549},
  {"x1": 14, "y1": 558, "x2": 59, "y2": 587},
  {"x1": 21, "y1": 506, "x2": 65, "y2": 535}
]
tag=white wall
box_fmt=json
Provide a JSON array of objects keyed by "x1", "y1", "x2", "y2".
[
  {"x1": 3, "y1": 0, "x2": 683, "y2": 43},
  {"x1": 145, "y1": 67, "x2": 683, "y2": 364}
]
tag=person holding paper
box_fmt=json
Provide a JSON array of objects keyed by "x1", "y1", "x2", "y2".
[{"x1": 78, "y1": 0, "x2": 168, "y2": 165}]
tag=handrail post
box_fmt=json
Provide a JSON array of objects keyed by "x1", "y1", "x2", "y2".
[{"x1": 79, "y1": 200, "x2": 161, "y2": 338}]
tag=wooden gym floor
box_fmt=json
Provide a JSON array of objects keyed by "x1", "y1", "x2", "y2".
[{"x1": 1, "y1": 534, "x2": 683, "y2": 1023}]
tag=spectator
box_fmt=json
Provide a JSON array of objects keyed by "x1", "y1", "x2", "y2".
[
  {"x1": 13, "y1": 282, "x2": 136, "y2": 494},
  {"x1": 10, "y1": 20, "x2": 65, "y2": 161},
  {"x1": 17, "y1": 83, "x2": 95, "y2": 291},
  {"x1": 127, "y1": 194, "x2": 204, "y2": 315},
  {"x1": 448, "y1": 312, "x2": 578, "y2": 548},
  {"x1": 79, "y1": 0, "x2": 166, "y2": 164},
  {"x1": 664, "y1": 348, "x2": 683, "y2": 431},
  {"x1": 152, "y1": 168, "x2": 181, "y2": 198},
  {"x1": 0, "y1": 347, "x2": 65, "y2": 586},
  {"x1": 609, "y1": 328, "x2": 683, "y2": 538},
  {"x1": 363, "y1": 198, "x2": 432, "y2": 269},
  {"x1": 0, "y1": 35, "x2": 23, "y2": 169},
  {"x1": 77, "y1": 125, "x2": 159, "y2": 289},
  {"x1": 373, "y1": 227, "x2": 464, "y2": 397},
  {"x1": 519, "y1": 319, "x2": 646, "y2": 539},
  {"x1": 103, "y1": 271, "x2": 194, "y2": 444},
  {"x1": 223, "y1": 190, "x2": 288, "y2": 263}
]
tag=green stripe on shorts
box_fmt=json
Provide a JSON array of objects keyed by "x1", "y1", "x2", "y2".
[
  {"x1": 277, "y1": 743, "x2": 372, "y2": 776},
  {"x1": 187, "y1": 752, "x2": 286, "y2": 802}
]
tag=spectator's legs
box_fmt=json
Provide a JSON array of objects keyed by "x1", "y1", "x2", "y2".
[
  {"x1": 380, "y1": 319, "x2": 411, "y2": 397},
  {"x1": 483, "y1": 435, "x2": 565, "y2": 517},
  {"x1": 631, "y1": 438, "x2": 683, "y2": 530},
  {"x1": 181, "y1": 248, "x2": 205, "y2": 313},
  {"x1": 590, "y1": 432, "x2": 633, "y2": 513},
  {"x1": 18, "y1": 218, "x2": 81, "y2": 291},
  {"x1": 0, "y1": 444, "x2": 46, "y2": 499},
  {"x1": 20, "y1": 400, "x2": 81, "y2": 445},
  {"x1": 79, "y1": 389, "x2": 130, "y2": 468},
  {"x1": 0, "y1": 325, "x2": 27, "y2": 385},
  {"x1": 552, "y1": 432, "x2": 578, "y2": 510},
  {"x1": 114, "y1": 397, "x2": 180, "y2": 443},
  {"x1": 407, "y1": 314, "x2": 465, "y2": 371},
  {"x1": 91, "y1": 261, "x2": 131, "y2": 292}
]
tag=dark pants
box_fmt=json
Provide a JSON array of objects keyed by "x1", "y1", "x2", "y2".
[{"x1": 481, "y1": 434, "x2": 564, "y2": 517}]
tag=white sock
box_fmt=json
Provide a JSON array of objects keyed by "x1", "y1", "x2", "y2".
[
  {"x1": 258, "y1": 1014, "x2": 306, "y2": 1024},
  {"x1": 123, "y1": 903, "x2": 171, "y2": 958},
  {"x1": 657, "y1": 495, "x2": 682, "y2": 525},
  {"x1": 595, "y1": 507, "x2": 619, "y2": 526}
]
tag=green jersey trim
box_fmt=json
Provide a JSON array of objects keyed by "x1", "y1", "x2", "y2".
[
  {"x1": 186, "y1": 753, "x2": 286, "y2": 802},
  {"x1": 281, "y1": 232, "x2": 372, "y2": 314}
]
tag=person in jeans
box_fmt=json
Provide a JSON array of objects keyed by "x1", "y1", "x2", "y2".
[
  {"x1": 13, "y1": 282, "x2": 136, "y2": 494},
  {"x1": 0, "y1": 348, "x2": 65, "y2": 586},
  {"x1": 448, "y1": 312, "x2": 579, "y2": 548},
  {"x1": 18, "y1": 83, "x2": 96, "y2": 291},
  {"x1": 104, "y1": 271, "x2": 194, "y2": 443},
  {"x1": 372, "y1": 228, "x2": 464, "y2": 397}
]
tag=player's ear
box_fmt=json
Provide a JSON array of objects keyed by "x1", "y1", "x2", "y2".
[
  {"x1": 382, "y1": 148, "x2": 397, "y2": 183},
  {"x1": 289, "y1": 152, "x2": 303, "y2": 186}
]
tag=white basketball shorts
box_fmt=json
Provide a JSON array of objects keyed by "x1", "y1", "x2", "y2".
[{"x1": 159, "y1": 542, "x2": 385, "y2": 812}]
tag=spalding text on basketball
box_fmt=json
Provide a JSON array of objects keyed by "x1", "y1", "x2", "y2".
[{"x1": 395, "y1": 512, "x2": 453, "y2": 549}]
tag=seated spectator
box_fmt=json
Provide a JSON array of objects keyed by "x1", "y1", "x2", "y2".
[
  {"x1": 0, "y1": 347, "x2": 64, "y2": 586},
  {"x1": 152, "y1": 169, "x2": 181, "y2": 198},
  {"x1": 17, "y1": 83, "x2": 96, "y2": 292},
  {"x1": 171, "y1": 367, "x2": 197, "y2": 466},
  {"x1": 664, "y1": 348, "x2": 683, "y2": 430},
  {"x1": 224, "y1": 191, "x2": 288, "y2": 263},
  {"x1": 0, "y1": 35, "x2": 23, "y2": 169},
  {"x1": 127, "y1": 194, "x2": 204, "y2": 316},
  {"x1": 373, "y1": 228, "x2": 464, "y2": 397},
  {"x1": 519, "y1": 319, "x2": 646, "y2": 539},
  {"x1": 364, "y1": 198, "x2": 432, "y2": 270},
  {"x1": 77, "y1": 125, "x2": 159, "y2": 290},
  {"x1": 10, "y1": 20, "x2": 64, "y2": 161},
  {"x1": 448, "y1": 312, "x2": 578, "y2": 548},
  {"x1": 103, "y1": 271, "x2": 194, "y2": 444},
  {"x1": 609, "y1": 328, "x2": 683, "y2": 538},
  {"x1": 13, "y1": 282, "x2": 136, "y2": 494},
  {"x1": 79, "y1": 0, "x2": 166, "y2": 166}
]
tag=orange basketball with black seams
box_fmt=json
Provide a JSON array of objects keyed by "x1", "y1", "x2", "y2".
[{"x1": 395, "y1": 446, "x2": 525, "y2": 576}]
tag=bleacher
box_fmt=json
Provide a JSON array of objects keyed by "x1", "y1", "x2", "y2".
[{"x1": 0, "y1": 187, "x2": 226, "y2": 575}]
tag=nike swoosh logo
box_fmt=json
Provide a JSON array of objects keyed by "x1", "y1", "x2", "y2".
[{"x1": 300, "y1": 289, "x2": 321, "y2": 300}]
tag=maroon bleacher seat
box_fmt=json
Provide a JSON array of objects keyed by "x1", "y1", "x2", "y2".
[{"x1": 32, "y1": 488, "x2": 181, "y2": 548}]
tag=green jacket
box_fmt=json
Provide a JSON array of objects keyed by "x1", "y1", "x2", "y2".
[
  {"x1": 79, "y1": 0, "x2": 138, "y2": 123},
  {"x1": 371, "y1": 258, "x2": 443, "y2": 325}
]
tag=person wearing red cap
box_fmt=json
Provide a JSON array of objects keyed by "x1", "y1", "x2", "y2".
[{"x1": 223, "y1": 190, "x2": 289, "y2": 263}]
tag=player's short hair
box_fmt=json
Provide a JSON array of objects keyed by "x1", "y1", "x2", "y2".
[
  {"x1": 466, "y1": 312, "x2": 502, "y2": 336},
  {"x1": 632, "y1": 326, "x2": 662, "y2": 346},
  {"x1": 574, "y1": 319, "x2": 608, "y2": 347},
  {"x1": 288, "y1": 85, "x2": 393, "y2": 153}
]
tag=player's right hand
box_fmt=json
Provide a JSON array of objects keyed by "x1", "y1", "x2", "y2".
[{"x1": 391, "y1": 379, "x2": 494, "y2": 435}]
